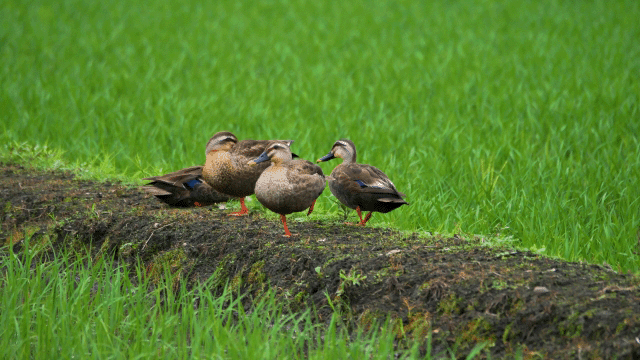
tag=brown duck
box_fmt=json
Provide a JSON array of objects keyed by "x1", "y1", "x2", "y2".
[
  {"x1": 250, "y1": 142, "x2": 326, "y2": 237},
  {"x1": 202, "y1": 131, "x2": 292, "y2": 216},
  {"x1": 142, "y1": 166, "x2": 231, "y2": 207},
  {"x1": 317, "y1": 139, "x2": 408, "y2": 226}
]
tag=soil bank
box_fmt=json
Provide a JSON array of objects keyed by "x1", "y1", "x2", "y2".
[{"x1": 1, "y1": 163, "x2": 639, "y2": 358}]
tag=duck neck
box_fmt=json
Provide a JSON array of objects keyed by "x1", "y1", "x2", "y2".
[
  {"x1": 340, "y1": 152, "x2": 356, "y2": 164},
  {"x1": 205, "y1": 141, "x2": 234, "y2": 156},
  {"x1": 270, "y1": 157, "x2": 285, "y2": 167},
  {"x1": 270, "y1": 152, "x2": 292, "y2": 166}
]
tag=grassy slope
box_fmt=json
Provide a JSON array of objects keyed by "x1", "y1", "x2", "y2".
[
  {"x1": 1, "y1": 164, "x2": 638, "y2": 358},
  {"x1": 1, "y1": 0, "x2": 639, "y2": 270},
  {"x1": 1, "y1": 244, "x2": 418, "y2": 359}
]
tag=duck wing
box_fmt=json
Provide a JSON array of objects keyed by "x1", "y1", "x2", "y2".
[
  {"x1": 231, "y1": 140, "x2": 272, "y2": 159},
  {"x1": 338, "y1": 164, "x2": 405, "y2": 197},
  {"x1": 143, "y1": 166, "x2": 231, "y2": 206},
  {"x1": 285, "y1": 160, "x2": 326, "y2": 204},
  {"x1": 291, "y1": 159, "x2": 324, "y2": 177},
  {"x1": 142, "y1": 166, "x2": 204, "y2": 188}
]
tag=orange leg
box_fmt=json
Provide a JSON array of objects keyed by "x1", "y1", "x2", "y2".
[
  {"x1": 228, "y1": 197, "x2": 249, "y2": 216},
  {"x1": 350, "y1": 207, "x2": 372, "y2": 226},
  {"x1": 355, "y1": 206, "x2": 364, "y2": 223},
  {"x1": 306, "y1": 199, "x2": 316, "y2": 216},
  {"x1": 281, "y1": 214, "x2": 292, "y2": 237},
  {"x1": 361, "y1": 212, "x2": 373, "y2": 226},
  {"x1": 345, "y1": 206, "x2": 365, "y2": 226}
]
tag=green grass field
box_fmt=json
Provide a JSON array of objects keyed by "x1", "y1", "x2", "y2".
[
  {"x1": 4, "y1": 242, "x2": 453, "y2": 359},
  {"x1": 2, "y1": 0, "x2": 639, "y2": 272}
]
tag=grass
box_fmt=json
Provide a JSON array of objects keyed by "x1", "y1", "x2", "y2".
[
  {"x1": 1, "y1": 0, "x2": 640, "y2": 272},
  {"x1": 0, "y1": 239, "x2": 492, "y2": 359}
]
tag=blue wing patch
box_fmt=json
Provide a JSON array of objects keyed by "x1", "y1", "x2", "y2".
[
  {"x1": 354, "y1": 180, "x2": 367, "y2": 188},
  {"x1": 354, "y1": 179, "x2": 384, "y2": 189},
  {"x1": 185, "y1": 179, "x2": 202, "y2": 189}
]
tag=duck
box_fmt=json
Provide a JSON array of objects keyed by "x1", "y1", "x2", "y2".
[
  {"x1": 317, "y1": 139, "x2": 408, "y2": 226},
  {"x1": 250, "y1": 141, "x2": 326, "y2": 237},
  {"x1": 142, "y1": 166, "x2": 231, "y2": 207},
  {"x1": 202, "y1": 131, "x2": 293, "y2": 216}
]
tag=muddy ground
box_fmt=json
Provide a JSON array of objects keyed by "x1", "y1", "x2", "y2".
[{"x1": 1, "y1": 163, "x2": 639, "y2": 358}]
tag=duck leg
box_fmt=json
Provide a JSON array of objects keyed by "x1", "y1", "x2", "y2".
[
  {"x1": 281, "y1": 214, "x2": 293, "y2": 237},
  {"x1": 349, "y1": 206, "x2": 373, "y2": 226},
  {"x1": 306, "y1": 199, "x2": 317, "y2": 216},
  {"x1": 360, "y1": 212, "x2": 373, "y2": 226},
  {"x1": 228, "y1": 197, "x2": 249, "y2": 216},
  {"x1": 345, "y1": 206, "x2": 365, "y2": 226}
]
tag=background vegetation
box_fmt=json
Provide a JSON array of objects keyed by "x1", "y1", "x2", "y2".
[{"x1": 1, "y1": 0, "x2": 639, "y2": 271}]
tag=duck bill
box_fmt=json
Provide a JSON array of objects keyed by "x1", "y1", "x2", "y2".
[
  {"x1": 249, "y1": 152, "x2": 271, "y2": 166},
  {"x1": 317, "y1": 152, "x2": 335, "y2": 162}
]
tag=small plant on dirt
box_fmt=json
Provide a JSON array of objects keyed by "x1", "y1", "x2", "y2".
[
  {"x1": 336, "y1": 267, "x2": 367, "y2": 298},
  {"x1": 88, "y1": 203, "x2": 100, "y2": 220},
  {"x1": 438, "y1": 293, "x2": 464, "y2": 316},
  {"x1": 48, "y1": 212, "x2": 66, "y2": 228}
]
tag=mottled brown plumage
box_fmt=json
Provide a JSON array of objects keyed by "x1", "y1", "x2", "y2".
[
  {"x1": 252, "y1": 142, "x2": 326, "y2": 237},
  {"x1": 202, "y1": 132, "x2": 292, "y2": 216},
  {"x1": 142, "y1": 166, "x2": 231, "y2": 207},
  {"x1": 317, "y1": 139, "x2": 408, "y2": 226}
]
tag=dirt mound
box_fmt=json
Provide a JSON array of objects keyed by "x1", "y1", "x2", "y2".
[{"x1": 1, "y1": 163, "x2": 639, "y2": 358}]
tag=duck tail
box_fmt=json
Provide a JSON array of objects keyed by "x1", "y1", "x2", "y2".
[{"x1": 378, "y1": 197, "x2": 409, "y2": 205}]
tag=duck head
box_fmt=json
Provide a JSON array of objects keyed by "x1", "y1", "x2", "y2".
[
  {"x1": 317, "y1": 139, "x2": 357, "y2": 164},
  {"x1": 205, "y1": 132, "x2": 238, "y2": 155},
  {"x1": 249, "y1": 141, "x2": 294, "y2": 166}
]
